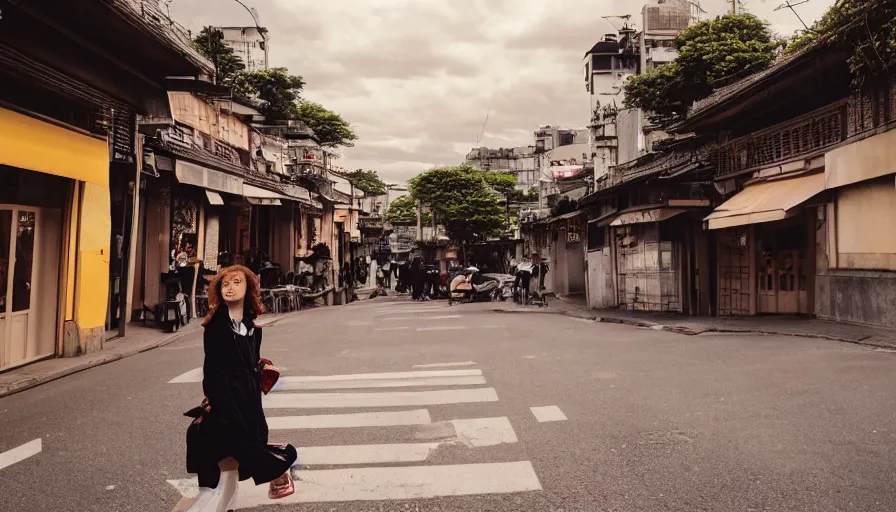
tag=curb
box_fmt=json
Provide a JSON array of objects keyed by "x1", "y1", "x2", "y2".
[
  {"x1": 0, "y1": 313, "x2": 294, "y2": 400},
  {"x1": 492, "y1": 307, "x2": 894, "y2": 348}
]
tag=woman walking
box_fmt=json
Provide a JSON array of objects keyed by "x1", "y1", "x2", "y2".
[{"x1": 185, "y1": 265, "x2": 297, "y2": 511}]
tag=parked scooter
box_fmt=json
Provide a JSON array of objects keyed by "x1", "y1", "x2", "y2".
[
  {"x1": 514, "y1": 261, "x2": 549, "y2": 306},
  {"x1": 448, "y1": 267, "x2": 498, "y2": 304}
]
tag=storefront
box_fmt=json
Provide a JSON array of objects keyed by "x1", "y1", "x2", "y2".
[
  {"x1": 706, "y1": 172, "x2": 823, "y2": 316},
  {"x1": 0, "y1": 107, "x2": 110, "y2": 369},
  {"x1": 612, "y1": 207, "x2": 687, "y2": 312}
]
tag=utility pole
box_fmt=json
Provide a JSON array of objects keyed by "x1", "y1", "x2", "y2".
[{"x1": 729, "y1": 0, "x2": 737, "y2": 14}]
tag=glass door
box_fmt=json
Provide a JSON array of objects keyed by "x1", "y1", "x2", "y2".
[{"x1": 0, "y1": 207, "x2": 38, "y2": 371}]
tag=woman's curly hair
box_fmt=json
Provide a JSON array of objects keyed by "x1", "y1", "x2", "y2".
[{"x1": 202, "y1": 265, "x2": 265, "y2": 326}]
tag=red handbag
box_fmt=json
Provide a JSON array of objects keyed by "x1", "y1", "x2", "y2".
[{"x1": 257, "y1": 358, "x2": 280, "y2": 394}]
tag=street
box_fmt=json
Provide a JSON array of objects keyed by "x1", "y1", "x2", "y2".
[{"x1": 2, "y1": 300, "x2": 896, "y2": 511}]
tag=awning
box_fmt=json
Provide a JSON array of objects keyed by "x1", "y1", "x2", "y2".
[
  {"x1": 547, "y1": 210, "x2": 586, "y2": 224},
  {"x1": 611, "y1": 207, "x2": 687, "y2": 226},
  {"x1": 243, "y1": 184, "x2": 291, "y2": 206},
  {"x1": 246, "y1": 197, "x2": 281, "y2": 206},
  {"x1": 175, "y1": 160, "x2": 243, "y2": 195},
  {"x1": 205, "y1": 191, "x2": 224, "y2": 205},
  {"x1": 704, "y1": 172, "x2": 824, "y2": 230},
  {"x1": 588, "y1": 210, "x2": 618, "y2": 227},
  {"x1": 0, "y1": 107, "x2": 108, "y2": 186}
]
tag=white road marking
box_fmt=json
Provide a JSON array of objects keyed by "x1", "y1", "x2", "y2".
[
  {"x1": 298, "y1": 442, "x2": 442, "y2": 465},
  {"x1": 295, "y1": 416, "x2": 518, "y2": 465},
  {"x1": 381, "y1": 317, "x2": 419, "y2": 322},
  {"x1": 348, "y1": 321, "x2": 373, "y2": 326},
  {"x1": 481, "y1": 325, "x2": 506, "y2": 329},
  {"x1": 275, "y1": 375, "x2": 487, "y2": 390},
  {"x1": 264, "y1": 388, "x2": 499, "y2": 409},
  {"x1": 373, "y1": 326, "x2": 411, "y2": 331},
  {"x1": 279, "y1": 369, "x2": 482, "y2": 382},
  {"x1": 0, "y1": 438, "x2": 41, "y2": 471},
  {"x1": 530, "y1": 406, "x2": 568, "y2": 422},
  {"x1": 167, "y1": 367, "x2": 203, "y2": 384},
  {"x1": 427, "y1": 315, "x2": 463, "y2": 320},
  {"x1": 167, "y1": 461, "x2": 542, "y2": 504},
  {"x1": 412, "y1": 361, "x2": 477, "y2": 369},
  {"x1": 571, "y1": 318, "x2": 594, "y2": 324},
  {"x1": 376, "y1": 309, "x2": 445, "y2": 315},
  {"x1": 267, "y1": 410, "x2": 432, "y2": 430},
  {"x1": 452, "y1": 417, "x2": 518, "y2": 447},
  {"x1": 416, "y1": 326, "x2": 467, "y2": 332}
]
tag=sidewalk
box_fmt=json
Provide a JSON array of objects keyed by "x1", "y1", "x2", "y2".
[
  {"x1": 0, "y1": 312, "x2": 294, "y2": 399},
  {"x1": 492, "y1": 295, "x2": 896, "y2": 349}
]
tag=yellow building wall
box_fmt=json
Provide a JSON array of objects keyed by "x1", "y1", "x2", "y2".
[
  {"x1": 0, "y1": 107, "x2": 108, "y2": 186},
  {"x1": 74, "y1": 182, "x2": 111, "y2": 331}
]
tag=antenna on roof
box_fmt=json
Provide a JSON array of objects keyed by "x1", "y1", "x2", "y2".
[
  {"x1": 602, "y1": 14, "x2": 634, "y2": 32},
  {"x1": 774, "y1": 0, "x2": 812, "y2": 32},
  {"x1": 476, "y1": 112, "x2": 490, "y2": 145}
]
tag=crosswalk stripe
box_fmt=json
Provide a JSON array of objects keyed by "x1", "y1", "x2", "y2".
[
  {"x1": 274, "y1": 375, "x2": 487, "y2": 391},
  {"x1": 167, "y1": 367, "x2": 203, "y2": 384},
  {"x1": 167, "y1": 461, "x2": 542, "y2": 505},
  {"x1": 267, "y1": 410, "x2": 431, "y2": 430},
  {"x1": 280, "y1": 369, "x2": 482, "y2": 382},
  {"x1": 263, "y1": 388, "x2": 499, "y2": 409},
  {"x1": 297, "y1": 442, "x2": 442, "y2": 465},
  {"x1": 417, "y1": 326, "x2": 467, "y2": 331},
  {"x1": 375, "y1": 308, "x2": 446, "y2": 315}
]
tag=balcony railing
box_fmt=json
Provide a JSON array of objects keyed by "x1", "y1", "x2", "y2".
[{"x1": 714, "y1": 102, "x2": 846, "y2": 178}]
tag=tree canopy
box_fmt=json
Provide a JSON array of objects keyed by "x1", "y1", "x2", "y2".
[
  {"x1": 192, "y1": 26, "x2": 245, "y2": 85},
  {"x1": 230, "y1": 68, "x2": 305, "y2": 120},
  {"x1": 785, "y1": 0, "x2": 896, "y2": 88},
  {"x1": 295, "y1": 101, "x2": 358, "y2": 148},
  {"x1": 624, "y1": 14, "x2": 780, "y2": 124},
  {"x1": 385, "y1": 195, "x2": 431, "y2": 224},
  {"x1": 333, "y1": 169, "x2": 387, "y2": 196},
  {"x1": 409, "y1": 165, "x2": 506, "y2": 242},
  {"x1": 482, "y1": 172, "x2": 518, "y2": 202}
]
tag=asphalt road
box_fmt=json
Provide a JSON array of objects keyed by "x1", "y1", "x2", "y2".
[{"x1": 2, "y1": 298, "x2": 896, "y2": 512}]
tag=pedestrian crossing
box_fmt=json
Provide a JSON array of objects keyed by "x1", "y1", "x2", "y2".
[{"x1": 168, "y1": 363, "x2": 543, "y2": 509}]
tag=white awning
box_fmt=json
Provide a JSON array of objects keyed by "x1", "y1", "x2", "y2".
[
  {"x1": 704, "y1": 172, "x2": 824, "y2": 230},
  {"x1": 242, "y1": 184, "x2": 291, "y2": 206},
  {"x1": 175, "y1": 160, "x2": 243, "y2": 195},
  {"x1": 205, "y1": 191, "x2": 224, "y2": 205}
]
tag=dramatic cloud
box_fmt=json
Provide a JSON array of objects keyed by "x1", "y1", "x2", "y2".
[{"x1": 169, "y1": 0, "x2": 835, "y2": 184}]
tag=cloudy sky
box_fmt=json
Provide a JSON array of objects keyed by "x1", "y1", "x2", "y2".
[{"x1": 168, "y1": 0, "x2": 835, "y2": 184}]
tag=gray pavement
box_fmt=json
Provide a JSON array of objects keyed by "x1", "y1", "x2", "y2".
[{"x1": 2, "y1": 299, "x2": 896, "y2": 511}]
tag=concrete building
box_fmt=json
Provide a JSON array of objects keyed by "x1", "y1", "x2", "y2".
[
  {"x1": 217, "y1": 26, "x2": 269, "y2": 71},
  {"x1": 640, "y1": 0, "x2": 703, "y2": 72},
  {"x1": 465, "y1": 146, "x2": 539, "y2": 191}
]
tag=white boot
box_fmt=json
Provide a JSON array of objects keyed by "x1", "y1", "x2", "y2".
[
  {"x1": 216, "y1": 470, "x2": 239, "y2": 512},
  {"x1": 187, "y1": 486, "x2": 220, "y2": 512}
]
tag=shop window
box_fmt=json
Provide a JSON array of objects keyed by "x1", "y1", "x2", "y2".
[{"x1": 12, "y1": 211, "x2": 35, "y2": 312}]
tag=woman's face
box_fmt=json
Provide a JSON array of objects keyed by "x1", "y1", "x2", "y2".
[{"x1": 220, "y1": 271, "x2": 247, "y2": 304}]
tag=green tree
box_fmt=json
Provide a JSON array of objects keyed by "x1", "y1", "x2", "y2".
[
  {"x1": 409, "y1": 165, "x2": 505, "y2": 242},
  {"x1": 385, "y1": 195, "x2": 430, "y2": 224},
  {"x1": 624, "y1": 14, "x2": 780, "y2": 123},
  {"x1": 333, "y1": 169, "x2": 387, "y2": 196},
  {"x1": 482, "y1": 172, "x2": 518, "y2": 202},
  {"x1": 785, "y1": 0, "x2": 896, "y2": 88},
  {"x1": 295, "y1": 101, "x2": 359, "y2": 148},
  {"x1": 192, "y1": 26, "x2": 245, "y2": 85},
  {"x1": 230, "y1": 68, "x2": 305, "y2": 120}
]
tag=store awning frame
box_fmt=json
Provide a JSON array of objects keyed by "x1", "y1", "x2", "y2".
[
  {"x1": 610, "y1": 207, "x2": 688, "y2": 227},
  {"x1": 704, "y1": 172, "x2": 824, "y2": 230}
]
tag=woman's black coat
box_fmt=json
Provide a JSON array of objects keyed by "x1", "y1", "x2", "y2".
[{"x1": 185, "y1": 308, "x2": 297, "y2": 489}]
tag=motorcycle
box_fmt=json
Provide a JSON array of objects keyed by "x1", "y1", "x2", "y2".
[
  {"x1": 483, "y1": 273, "x2": 514, "y2": 301},
  {"x1": 448, "y1": 267, "x2": 498, "y2": 304}
]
